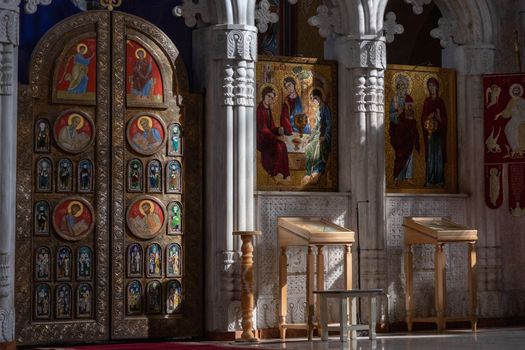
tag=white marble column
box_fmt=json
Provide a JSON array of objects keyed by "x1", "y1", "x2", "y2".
[
  {"x1": 0, "y1": 0, "x2": 19, "y2": 347},
  {"x1": 192, "y1": 22, "x2": 257, "y2": 330},
  {"x1": 323, "y1": 34, "x2": 387, "y2": 290}
]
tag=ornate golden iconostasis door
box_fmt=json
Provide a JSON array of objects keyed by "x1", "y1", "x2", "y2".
[{"x1": 15, "y1": 11, "x2": 202, "y2": 345}]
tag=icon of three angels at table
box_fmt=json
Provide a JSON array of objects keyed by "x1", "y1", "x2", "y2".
[{"x1": 257, "y1": 75, "x2": 332, "y2": 187}]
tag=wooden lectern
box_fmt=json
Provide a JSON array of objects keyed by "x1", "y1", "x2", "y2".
[
  {"x1": 403, "y1": 217, "x2": 478, "y2": 332},
  {"x1": 277, "y1": 217, "x2": 355, "y2": 340}
]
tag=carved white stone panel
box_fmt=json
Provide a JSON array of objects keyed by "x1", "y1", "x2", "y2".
[{"x1": 255, "y1": 193, "x2": 350, "y2": 328}]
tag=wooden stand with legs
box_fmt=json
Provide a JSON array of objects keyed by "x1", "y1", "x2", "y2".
[{"x1": 403, "y1": 217, "x2": 478, "y2": 332}]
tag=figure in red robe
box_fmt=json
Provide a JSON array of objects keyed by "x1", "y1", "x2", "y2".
[{"x1": 257, "y1": 86, "x2": 291, "y2": 184}]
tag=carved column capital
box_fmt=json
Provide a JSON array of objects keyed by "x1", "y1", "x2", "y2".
[
  {"x1": 0, "y1": 5, "x2": 19, "y2": 46},
  {"x1": 326, "y1": 35, "x2": 386, "y2": 70},
  {"x1": 0, "y1": 308, "x2": 14, "y2": 342},
  {"x1": 212, "y1": 25, "x2": 257, "y2": 61}
]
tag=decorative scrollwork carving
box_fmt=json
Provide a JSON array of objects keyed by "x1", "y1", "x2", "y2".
[{"x1": 0, "y1": 308, "x2": 14, "y2": 342}]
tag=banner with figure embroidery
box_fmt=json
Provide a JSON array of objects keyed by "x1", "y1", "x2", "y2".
[
  {"x1": 484, "y1": 74, "x2": 525, "y2": 163},
  {"x1": 483, "y1": 74, "x2": 525, "y2": 211}
]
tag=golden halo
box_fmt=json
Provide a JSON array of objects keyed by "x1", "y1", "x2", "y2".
[
  {"x1": 135, "y1": 48, "x2": 147, "y2": 59},
  {"x1": 137, "y1": 116, "x2": 153, "y2": 131},
  {"x1": 138, "y1": 200, "x2": 155, "y2": 216},
  {"x1": 68, "y1": 113, "x2": 84, "y2": 130},
  {"x1": 76, "y1": 43, "x2": 88, "y2": 53},
  {"x1": 509, "y1": 83, "x2": 524, "y2": 98},
  {"x1": 391, "y1": 72, "x2": 413, "y2": 95},
  {"x1": 258, "y1": 83, "x2": 279, "y2": 102},
  {"x1": 423, "y1": 73, "x2": 442, "y2": 96},
  {"x1": 67, "y1": 201, "x2": 84, "y2": 217}
]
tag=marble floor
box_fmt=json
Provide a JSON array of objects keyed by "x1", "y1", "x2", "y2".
[{"x1": 220, "y1": 327, "x2": 525, "y2": 350}]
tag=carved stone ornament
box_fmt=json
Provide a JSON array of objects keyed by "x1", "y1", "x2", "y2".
[
  {"x1": 0, "y1": 308, "x2": 14, "y2": 342},
  {"x1": 255, "y1": 0, "x2": 279, "y2": 34},
  {"x1": 172, "y1": 0, "x2": 212, "y2": 28},
  {"x1": 430, "y1": 17, "x2": 456, "y2": 48},
  {"x1": 404, "y1": 0, "x2": 432, "y2": 15},
  {"x1": 0, "y1": 253, "x2": 8, "y2": 297},
  {"x1": 307, "y1": 4, "x2": 341, "y2": 38},
  {"x1": 0, "y1": 7, "x2": 18, "y2": 45},
  {"x1": 361, "y1": 39, "x2": 386, "y2": 70},
  {"x1": 384, "y1": 11, "x2": 404, "y2": 44},
  {"x1": 23, "y1": 0, "x2": 52, "y2": 14}
]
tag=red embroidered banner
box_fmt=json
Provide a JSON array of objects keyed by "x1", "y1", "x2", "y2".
[
  {"x1": 483, "y1": 74, "x2": 525, "y2": 163},
  {"x1": 484, "y1": 164, "x2": 503, "y2": 209},
  {"x1": 508, "y1": 163, "x2": 525, "y2": 216}
]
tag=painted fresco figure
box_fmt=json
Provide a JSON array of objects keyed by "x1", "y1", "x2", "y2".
[
  {"x1": 57, "y1": 114, "x2": 91, "y2": 151},
  {"x1": 35, "y1": 201, "x2": 49, "y2": 235},
  {"x1": 62, "y1": 43, "x2": 94, "y2": 94},
  {"x1": 35, "y1": 284, "x2": 50, "y2": 318},
  {"x1": 167, "y1": 161, "x2": 182, "y2": 192},
  {"x1": 78, "y1": 284, "x2": 92, "y2": 316},
  {"x1": 148, "y1": 160, "x2": 161, "y2": 191},
  {"x1": 170, "y1": 124, "x2": 182, "y2": 154},
  {"x1": 37, "y1": 158, "x2": 51, "y2": 191},
  {"x1": 166, "y1": 281, "x2": 182, "y2": 313},
  {"x1": 130, "y1": 200, "x2": 162, "y2": 236},
  {"x1": 128, "y1": 159, "x2": 143, "y2": 191},
  {"x1": 79, "y1": 160, "x2": 92, "y2": 192},
  {"x1": 302, "y1": 88, "x2": 332, "y2": 186},
  {"x1": 167, "y1": 244, "x2": 181, "y2": 276},
  {"x1": 127, "y1": 281, "x2": 142, "y2": 314},
  {"x1": 58, "y1": 159, "x2": 73, "y2": 191},
  {"x1": 36, "y1": 120, "x2": 50, "y2": 152},
  {"x1": 57, "y1": 247, "x2": 71, "y2": 279},
  {"x1": 132, "y1": 116, "x2": 162, "y2": 153},
  {"x1": 147, "y1": 244, "x2": 162, "y2": 276},
  {"x1": 147, "y1": 281, "x2": 162, "y2": 313},
  {"x1": 131, "y1": 48, "x2": 153, "y2": 98},
  {"x1": 78, "y1": 246, "x2": 92, "y2": 279},
  {"x1": 421, "y1": 77, "x2": 447, "y2": 187},
  {"x1": 495, "y1": 83, "x2": 525, "y2": 157},
  {"x1": 280, "y1": 77, "x2": 310, "y2": 135},
  {"x1": 129, "y1": 244, "x2": 142, "y2": 275},
  {"x1": 56, "y1": 284, "x2": 71, "y2": 318},
  {"x1": 256, "y1": 86, "x2": 291, "y2": 185},
  {"x1": 389, "y1": 74, "x2": 420, "y2": 185},
  {"x1": 169, "y1": 202, "x2": 181, "y2": 233},
  {"x1": 61, "y1": 201, "x2": 89, "y2": 237},
  {"x1": 36, "y1": 248, "x2": 50, "y2": 280}
]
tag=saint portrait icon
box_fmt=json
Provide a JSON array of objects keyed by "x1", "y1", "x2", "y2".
[
  {"x1": 54, "y1": 111, "x2": 94, "y2": 154},
  {"x1": 166, "y1": 280, "x2": 182, "y2": 314},
  {"x1": 77, "y1": 283, "x2": 93, "y2": 318},
  {"x1": 35, "y1": 118, "x2": 51, "y2": 153},
  {"x1": 168, "y1": 123, "x2": 183, "y2": 155},
  {"x1": 55, "y1": 38, "x2": 96, "y2": 103},
  {"x1": 126, "y1": 196, "x2": 165, "y2": 239},
  {"x1": 34, "y1": 284, "x2": 51, "y2": 319},
  {"x1": 52, "y1": 197, "x2": 94, "y2": 241},
  {"x1": 127, "y1": 114, "x2": 165, "y2": 155},
  {"x1": 34, "y1": 200, "x2": 50, "y2": 236},
  {"x1": 126, "y1": 40, "x2": 163, "y2": 106},
  {"x1": 146, "y1": 280, "x2": 162, "y2": 314}
]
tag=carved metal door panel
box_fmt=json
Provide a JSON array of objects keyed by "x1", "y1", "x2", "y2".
[{"x1": 16, "y1": 11, "x2": 202, "y2": 345}]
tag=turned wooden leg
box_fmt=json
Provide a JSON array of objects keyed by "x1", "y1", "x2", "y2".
[
  {"x1": 234, "y1": 231, "x2": 261, "y2": 342},
  {"x1": 405, "y1": 243, "x2": 414, "y2": 331},
  {"x1": 316, "y1": 245, "x2": 325, "y2": 338},
  {"x1": 307, "y1": 245, "x2": 315, "y2": 340},
  {"x1": 279, "y1": 247, "x2": 288, "y2": 340},
  {"x1": 435, "y1": 243, "x2": 446, "y2": 332},
  {"x1": 468, "y1": 242, "x2": 478, "y2": 332}
]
